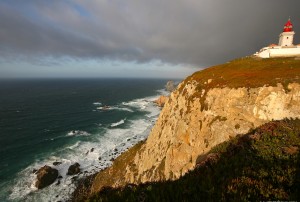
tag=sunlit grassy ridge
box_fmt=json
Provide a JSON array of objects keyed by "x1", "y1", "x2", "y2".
[
  {"x1": 181, "y1": 57, "x2": 300, "y2": 91},
  {"x1": 87, "y1": 119, "x2": 300, "y2": 201},
  {"x1": 179, "y1": 56, "x2": 300, "y2": 111}
]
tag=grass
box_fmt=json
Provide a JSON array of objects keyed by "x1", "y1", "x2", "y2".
[
  {"x1": 180, "y1": 57, "x2": 300, "y2": 108},
  {"x1": 86, "y1": 119, "x2": 300, "y2": 202}
]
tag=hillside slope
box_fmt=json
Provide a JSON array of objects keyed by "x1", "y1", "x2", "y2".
[
  {"x1": 88, "y1": 119, "x2": 300, "y2": 201},
  {"x1": 79, "y1": 57, "x2": 300, "y2": 199}
]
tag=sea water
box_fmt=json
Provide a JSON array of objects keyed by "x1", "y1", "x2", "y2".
[{"x1": 0, "y1": 78, "x2": 171, "y2": 201}]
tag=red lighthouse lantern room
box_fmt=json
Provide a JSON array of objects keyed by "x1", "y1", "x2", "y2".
[{"x1": 283, "y1": 18, "x2": 293, "y2": 32}]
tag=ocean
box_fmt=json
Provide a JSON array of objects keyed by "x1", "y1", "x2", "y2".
[{"x1": 0, "y1": 78, "x2": 171, "y2": 201}]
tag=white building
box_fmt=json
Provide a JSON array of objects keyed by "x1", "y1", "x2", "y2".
[{"x1": 255, "y1": 18, "x2": 300, "y2": 58}]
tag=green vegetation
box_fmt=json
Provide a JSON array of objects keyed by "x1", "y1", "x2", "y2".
[{"x1": 86, "y1": 119, "x2": 300, "y2": 201}]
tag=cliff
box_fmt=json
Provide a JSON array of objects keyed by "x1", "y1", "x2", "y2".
[
  {"x1": 83, "y1": 57, "x2": 300, "y2": 198},
  {"x1": 87, "y1": 119, "x2": 300, "y2": 201}
]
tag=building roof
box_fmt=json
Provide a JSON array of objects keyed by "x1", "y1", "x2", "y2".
[
  {"x1": 283, "y1": 18, "x2": 293, "y2": 32},
  {"x1": 268, "y1": 44, "x2": 278, "y2": 47}
]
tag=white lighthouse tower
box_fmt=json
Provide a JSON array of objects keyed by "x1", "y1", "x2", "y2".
[
  {"x1": 255, "y1": 18, "x2": 300, "y2": 58},
  {"x1": 278, "y1": 18, "x2": 295, "y2": 46}
]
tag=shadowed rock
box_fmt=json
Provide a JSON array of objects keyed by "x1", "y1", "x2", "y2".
[
  {"x1": 35, "y1": 165, "x2": 58, "y2": 189},
  {"x1": 53, "y1": 161, "x2": 62, "y2": 166},
  {"x1": 67, "y1": 163, "x2": 81, "y2": 175}
]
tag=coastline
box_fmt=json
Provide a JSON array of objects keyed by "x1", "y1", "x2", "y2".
[
  {"x1": 0, "y1": 79, "x2": 171, "y2": 202},
  {"x1": 70, "y1": 140, "x2": 147, "y2": 201}
]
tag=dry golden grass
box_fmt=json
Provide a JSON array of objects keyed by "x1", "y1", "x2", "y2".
[{"x1": 183, "y1": 56, "x2": 300, "y2": 91}]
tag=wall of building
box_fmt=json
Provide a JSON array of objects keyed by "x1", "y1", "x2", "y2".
[
  {"x1": 278, "y1": 32, "x2": 294, "y2": 46},
  {"x1": 256, "y1": 46, "x2": 300, "y2": 58},
  {"x1": 270, "y1": 47, "x2": 300, "y2": 57}
]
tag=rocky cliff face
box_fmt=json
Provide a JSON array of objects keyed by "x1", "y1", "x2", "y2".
[
  {"x1": 90, "y1": 57, "x2": 300, "y2": 194},
  {"x1": 122, "y1": 82, "x2": 300, "y2": 184}
]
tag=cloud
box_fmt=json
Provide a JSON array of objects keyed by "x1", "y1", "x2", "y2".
[{"x1": 1, "y1": 0, "x2": 300, "y2": 67}]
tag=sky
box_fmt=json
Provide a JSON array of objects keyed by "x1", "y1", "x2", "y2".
[{"x1": 0, "y1": 0, "x2": 300, "y2": 79}]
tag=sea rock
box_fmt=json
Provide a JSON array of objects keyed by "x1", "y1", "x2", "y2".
[
  {"x1": 67, "y1": 163, "x2": 81, "y2": 175},
  {"x1": 154, "y1": 95, "x2": 169, "y2": 107},
  {"x1": 35, "y1": 165, "x2": 58, "y2": 189},
  {"x1": 91, "y1": 148, "x2": 94, "y2": 152},
  {"x1": 53, "y1": 161, "x2": 62, "y2": 166},
  {"x1": 165, "y1": 80, "x2": 176, "y2": 92}
]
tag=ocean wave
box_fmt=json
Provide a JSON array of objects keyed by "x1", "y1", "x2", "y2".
[
  {"x1": 97, "y1": 106, "x2": 133, "y2": 112},
  {"x1": 9, "y1": 117, "x2": 155, "y2": 202},
  {"x1": 114, "y1": 107, "x2": 133, "y2": 112},
  {"x1": 122, "y1": 99, "x2": 150, "y2": 110},
  {"x1": 9, "y1": 88, "x2": 167, "y2": 202},
  {"x1": 93, "y1": 102, "x2": 102, "y2": 105},
  {"x1": 156, "y1": 88, "x2": 170, "y2": 96},
  {"x1": 66, "y1": 130, "x2": 90, "y2": 137},
  {"x1": 110, "y1": 119, "x2": 126, "y2": 127},
  {"x1": 66, "y1": 141, "x2": 81, "y2": 150}
]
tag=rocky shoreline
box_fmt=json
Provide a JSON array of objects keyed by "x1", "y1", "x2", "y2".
[
  {"x1": 67, "y1": 82, "x2": 176, "y2": 201},
  {"x1": 69, "y1": 173, "x2": 97, "y2": 202},
  {"x1": 69, "y1": 57, "x2": 300, "y2": 201}
]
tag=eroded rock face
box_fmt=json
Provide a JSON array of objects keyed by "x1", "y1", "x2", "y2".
[
  {"x1": 91, "y1": 82, "x2": 300, "y2": 193},
  {"x1": 67, "y1": 163, "x2": 81, "y2": 175},
  {"x1": 35, "y1": 165, "x2": 58, "y2": 189},
  {"x1": 154, "y1": 95, "x2": 169, "y2": 107}
]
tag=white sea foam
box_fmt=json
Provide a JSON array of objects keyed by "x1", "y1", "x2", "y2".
[
  {"x1": 110, "y1": 119, "x2": 126, "y2": 127},
  {"x1": 9, "y1": 88, "x2": 167, "y2": 202},
  {"x1": 66, "y1": 130, "x2": 90, "y2": 137},
  {"x1": 156, "y1": 88, "x2": 170, "y2": 96},
  {"x1": 114, "y1": 107, "x2": 133, "y2": 112},
  {"x1": 97, "y1": 106, "x2": 133, "y2": 112},
  {"x1": 93, "y1": 102, "x2": 102, "y2": 105}
]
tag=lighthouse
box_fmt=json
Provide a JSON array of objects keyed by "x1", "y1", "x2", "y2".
[
  {"x1": 255, "y1": 18, "x2": 300, "y2": 58},
  {"x1": 278, "y1": 18, "x2": 295, "y2": 46}
]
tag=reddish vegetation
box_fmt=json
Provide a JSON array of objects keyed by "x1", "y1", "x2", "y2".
[{"x1": 181, "y1": 57, "x2": 300, "y2": 92}]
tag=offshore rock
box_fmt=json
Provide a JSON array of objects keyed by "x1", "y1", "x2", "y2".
[
  {"x1": 165, "y1": 80, "x2": 176, "y2": 92},
  {"x1": 35, "y1": 165, "x2": 58, "y2": 189},
  {"x1": 67, "y1": 163, "x2": 81, "y2": 175}
]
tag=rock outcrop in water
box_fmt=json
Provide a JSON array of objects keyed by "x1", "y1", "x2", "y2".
[
  {"x1": 165, "y1": 80, "x2": 176, "y2": 92},
  {"x1": 35, "y1": 165, "x2": 58, "y2": 189},
  {"x1": 75, "y1": 57, "x2": 300, "y2": 199},
  {"x1": 67, "y1": 162, "x2": 81, "y2": 175}
]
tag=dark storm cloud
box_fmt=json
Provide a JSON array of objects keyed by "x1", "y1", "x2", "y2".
[{"x1": 1, "y1": 0, "x2": 300, "y2": 67}]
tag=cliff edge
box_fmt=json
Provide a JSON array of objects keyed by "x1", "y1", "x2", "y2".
[
  {"x1": 85, "y1": 57, "x2": 300, "y2": 197},
  {"x1": 88, "y1": 119, "x2": 300, "y2": 201}
]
